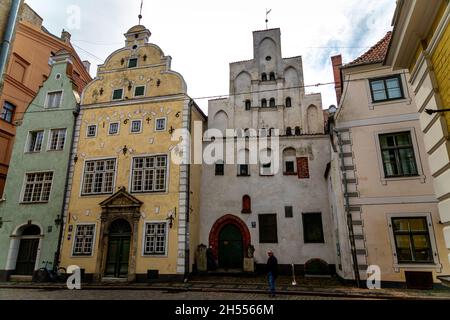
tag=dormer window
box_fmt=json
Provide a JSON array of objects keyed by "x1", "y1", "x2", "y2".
[
  {"x1": 261, "y1": 99, "x2": 267, "y2": 108},
  {"x1": 128, "y1": 58, "x2": 138, "y2": 68},
  {"x1": 269, "y1": 98, "x2": 276, "y2": 107},
  {"x1": 262, "y1": 73, "x2": 267, "y2": 81},
  {"x1": 269, "y1": 72, "x2": 275, "y2": 81}
]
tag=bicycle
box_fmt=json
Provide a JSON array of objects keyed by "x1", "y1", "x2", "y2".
[{"x1": 35, "y1": 261, "x2": 67, "y2": 283}]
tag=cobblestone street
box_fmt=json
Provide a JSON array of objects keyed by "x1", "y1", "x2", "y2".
[{"x1": 0, "y1": 288, "x2": 348, "y2": 300}]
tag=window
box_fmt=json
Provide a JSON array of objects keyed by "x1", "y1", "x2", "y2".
[
  {"x1": 112, "y1": 88, "x2": 123, "y2": 100},
  {"x1": 269, "y1": 72, "x2": 275, "y2": 81},
  {"x1": 242, "y1": 195, "x2": 251, "y2": 214},
  {"x1": 238, "y1": 164, "x2": 249, "y2": 176},
  {"x1": 286, "y1": 127, "x2": 292, "y2": 136},
  {"x1": 369, "y1": 75, "x2": 404, "y2": 102},
  {"x1": 1, "y1": 102, "x2": 15, "y2": 123},
  {"x1": 392, "y1": 217, "x2": 433, "y2": 263},
  {"x1": 46, "y1": 91, "x2": 63, "y2": 108},
  {"x1": 134, "y1": 86, "x2": 145, "y2": 97},
  {"x1": 269, "y1": 128, "x2": 276, "y2": 137},
  {"x1": 22, "y1": 172, "x2": 53, "y2": 203},
  {"x1": 215, "y1": 162, "x2": 224, "y2": 176},
  {"x1": 245, "y1": 100, "x2": 251, "y2": 110},
  {"x1": 302, "y1": 213, "x2": 324, "y2": 243},
  {"x1": 86, "y1": 125, "x2": 97, "y2": 137},
  {"x1": 131, "y1": 120, "x2": 142, "y2": 133},
  {"x1": 48, "y1": 129, "x2": 66, "y2": 151},
  {"x1": 73, "y1": 224, "x2": 95, "y2": 256},
  {"x1": 259, "y1": 214, "x2": 278, "y2": 243},
  {"x1": 131, "y1": 155, "x2": 167, "y2": 193},
  {"x1": 128, "y1": 58, "x2": 138, "y2": 68},
  {"x1": 286, "y1": 97, "x2": 292, "y2": 108},
  {"x1": 108, "y1": 122, "x2": 119, "y2": 135},
  {"x1": 297, "y1": 157, "x2": 310, "y2": 179},
  {"x1": 27, "y1": 130, "x2": 44, "y2": 152},
  {"x1": 155, "y1": 118, "x2": 166, "y2": 131},
  {"x1": 379, "y1": 132, "x2": 418, "y2": 178},
  {"x1": 285, "y1": 161, "x2": 295, "y2": 174},
  {"x1": 261, "y1": 73, "x2": 267, "y2": 81},
  {"x1": 283, "y1": 148, "x2": 297, "y2": 175},
  {"x1": 260, "y1": 148, "x2": 273, "y2": 176},
  {"x1": 295, "y1": 126, "x2": 301, "y2": 136},
  {"x1": 285, "y1": 206, "x2": 293, "y2": 218},
  {"x1": 82, "y1": 159, "x2": 116, "y2": 195},
  {"x1": 269, "y1": 98, "x2": 276, "y2": 107},
  {"x1": 261, "y1": 99, "x2": 267, "y2": 108},
  {"x1": 144, "y1": 222, "x2": 167, "y2": 255}
]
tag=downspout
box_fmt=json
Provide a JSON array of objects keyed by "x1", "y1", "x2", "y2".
[
  {"x1": 0, "y1": 0, "x2": 21, "y2": 90},
  {"x1": 334, "y1": 129, "x2": 361, "y2": 288},
  {"x1": 53, "y1": 105, "x2": 79, "y2": 268}
]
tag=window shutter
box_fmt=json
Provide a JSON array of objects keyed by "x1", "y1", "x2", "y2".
[{"x1": 297, "y1": 157, "x2": 309, "y2": 179}]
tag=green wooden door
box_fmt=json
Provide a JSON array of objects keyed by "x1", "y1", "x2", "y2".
[
  {"x1": 15, "y1": 238, "x2": 39, "y2": 275},
  {"x1": 105, "y1": 219, "x2": 131, "y2": 278},
  {"x1": 218, "y1": 224, "x2": 243, "y2": 269}
]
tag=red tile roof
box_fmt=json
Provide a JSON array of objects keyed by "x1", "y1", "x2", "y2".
[{"x1": 345, "y1": 31, "x2": 392, "y2": 67}]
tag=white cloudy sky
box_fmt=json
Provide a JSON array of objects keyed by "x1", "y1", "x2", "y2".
[{"x1": 25, "y1": 0, "x2": 396, "y2": 114}]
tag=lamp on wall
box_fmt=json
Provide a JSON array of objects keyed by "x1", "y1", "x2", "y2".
[
  {"x1": 425, "y1": 108, "x2": 450, "y2": 115},
  {"x1": 54, "y1": 215, "x2": 63, "y2": 226},
  {"x1": 166, "y1": 208, "x2": 176, "y2": 229}
]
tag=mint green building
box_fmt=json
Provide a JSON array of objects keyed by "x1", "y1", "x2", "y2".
[{"x1": 0, "y1": 50, "x2": 82, "y2": 280}]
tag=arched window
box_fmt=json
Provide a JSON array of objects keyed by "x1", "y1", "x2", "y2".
[
  {"x1": 269, "y1": 72, "x2": 276, "y2": 81},
  {"x1": 242, "y1": 195, "x2": 251, "y2": 214},
  {"x1": 1, "y1": 101, "x2": 16, "y2": 123},
  {"x1": 283, "y1": 148, "x2": 297, "y2": 175},
  {"x1": 295, "y1": 126, "x2": 301, "y2": 136},
  {"x1": 286, "y1": 127, "x2": 292, "y2": 136},
  {"x1": 261, "y1": 99, "x2": 267, "y2": 108},
  {"x1": 245, "y1": 99, "x2": 251, "y2": 110},
  {"x1": 269, "y1": 98, "x2": 276, "y2": 107},
  {"x1": 261, "y1": 73, "x2": 267, "y2": 81},
  {"x1": 286, "y1": 97, "x2": 292, "y2": 108}
]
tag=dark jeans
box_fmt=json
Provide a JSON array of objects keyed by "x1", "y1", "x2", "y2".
[{"x1": 268, "y1": 272, "x2": 276, "y2": 294}]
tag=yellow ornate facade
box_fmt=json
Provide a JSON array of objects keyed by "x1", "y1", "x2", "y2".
[{"x1": 59, "y1": 25, "x2": 205, "y2": 282}]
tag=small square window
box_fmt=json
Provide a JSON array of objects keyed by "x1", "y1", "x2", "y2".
[
  {"x1": 285, "y1": 161, "x2": 295, "y2": 174},
  {"x1": 134, "y1": 86, "x2": 145, "y2": 97},
  {"x1": 155, "y1": 118, "x2": 166, "y2": 131},
  {"x1": 87, "y1": 125, "x2": 97, "y2": 137},
  {"x1": 285, "y1": 206, "x2": 293, "y2": 218},
  {"x1": 128, "y1": 58, "x2": 138, "y2": 68},
  {"x1": 109, "y1": 122, "x2": 119, "y2": 135},
  {"x1": 215, "y1": 163, "x2": 224, "y2": 176},
  {"x1": 131, "y1": 120, "x2": 142, "y2": 133},
  {"x1": 112, "y1": 89, "x2": 123, "y2": 100}
]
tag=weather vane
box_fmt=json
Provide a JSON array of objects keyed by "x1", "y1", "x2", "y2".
[
  {"x1": 138, "y1": 0, "x2": 143, "y2": 25},
  {"x1": 265, "y1": 8, "x2": 272, "y2": 29}
]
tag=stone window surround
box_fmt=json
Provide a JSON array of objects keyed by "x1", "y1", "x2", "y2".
[
  {"x1": 127, "y1": 153, "x2": 170, "y2": 194},
  {"x1": 112, "y1": 88, "x2": 124, "y2": 101},
  {"x1": 141, "y1": 220, "x2": 169, "y2": 257},
  {"x1": 365, "y1": 72, "x2": 412, "y2": 110},
  {"x1": 70, "y1": 223, "x2": 98, "y2": 257},
  {"x1": 79, "y1": 156, "x2": 118, "y2": 197},
  {"x1": 386, "y1": 212, "x2": 442, "y2": 272},
  {"x1": 86, "y1": 124, "x2": 97, "y2": 138},
  {"x1": 373, "y1": 127, "x2": 426, "y2": 185},
  {"x1": 107, "y1": 121, "x2": 120, "y2": 135},
  {"x1": 130, "y1": 119, "x2": 143, "y2": 134},
  {"x1": 134, "y1": 85, "x2": 146, "y2": 97},
  {"x1": 154, "y1": 117, "x2": 167, "y2": 132}
]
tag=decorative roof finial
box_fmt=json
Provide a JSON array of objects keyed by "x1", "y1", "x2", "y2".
[
  {"x1": 138, "y1": 0, "x2": 143, "y2": 25},
  {"x1": 265, "y1": 8, "x2": 271, "y2": 29}
]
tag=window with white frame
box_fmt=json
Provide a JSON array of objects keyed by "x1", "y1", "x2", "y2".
[
  {"x1": 73, "y1": 224, "x2": 95, "y2": 256},
  {"x1": 48, "y1": 129, "x2": 66, "y2": 150},
  {"x1": 155, "y1": 118, "x2": 166, "y2": 131},
  {"x1": 131, "y1": 120, "x2": 142, "y2": 133},
  {"x1": 27, "y1": 130, "x2": 44, "y2": 152},
  {"x1": 82, "y1": 159, "x2": 116, "y2": 195},
  {"x1": 379, "y1": 131, "x2": 418, "y2": 178},
  {"x1": 46, "y1": 91, "x2": 63, "y2": 108},
  {"x1": 134, "y1": 86, "x2": 145, "y2": 97},
  {"x1": 109, "y1": 122, "x2": 119, "y2": 135},
  {"x1": 131, "y1": 155, "x2": 167, "y2": 193},
  {"x1": 144, "y1": 222, "x2": 167, "y2": 255},
  {"x1": 87, "y1": 125, "x2": 97, "y2": 137},
  {"x1": 22, "y1": 172, "x2": 53, "y2": 203},
  {"x1": 112, "y1": 88, "x2": 123, "y2": 100}
]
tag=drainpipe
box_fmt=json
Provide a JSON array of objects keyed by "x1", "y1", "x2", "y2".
[
  {"x1": 0, "y1": 0, "x2": 22, "y2": 92},
  {"x1": 53, "y1": 105, "x2": 80, "y2": 268},
  {"x1": 334, "y1": 129, "x2": 361, "y2": 288}
]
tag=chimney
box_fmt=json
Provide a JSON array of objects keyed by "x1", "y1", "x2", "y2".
[
  {"x1": 82, "y1": 60, "x2": 91, "y2": 73},
  {"x1": 61, "y1": 29, "x2": 71, "y2": 43},
  {"x1": 331, "y1": 55, "x2": 343, "y2": 104}
]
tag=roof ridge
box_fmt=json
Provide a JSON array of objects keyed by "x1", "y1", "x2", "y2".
[{"x1": 345, "y1": 31, "x2": 392, "y2": 67}]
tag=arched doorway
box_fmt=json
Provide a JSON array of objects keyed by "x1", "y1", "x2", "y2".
[
  {"x1": 219, "y1": 224, "x2": 243, "y2": 269},
  {"x1": 209, "y1": 215, "x2": 251, "y2": 271},
  {"x1": 14, "y1": 224, "x2": 41, "y2": 275},
  {"x1": 104, "y1": 219, "x2": 131, "y2": 278}
]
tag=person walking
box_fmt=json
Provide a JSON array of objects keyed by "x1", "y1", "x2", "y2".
[{"x1": 266, "y1": 250, "x2": 278, "y2": 298}]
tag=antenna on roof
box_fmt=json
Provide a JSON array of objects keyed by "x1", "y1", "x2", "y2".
[
  {"x1": 138, "y1": 0, "x2": 143, "y2": 25},
  {"x1": 265, "y1": 9, "x2": 272, "y2": 29}
]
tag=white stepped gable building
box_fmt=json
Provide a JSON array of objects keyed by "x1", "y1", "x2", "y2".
[{"x1": 200, "y1": 28, "x2": 335, "y2": 274}]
